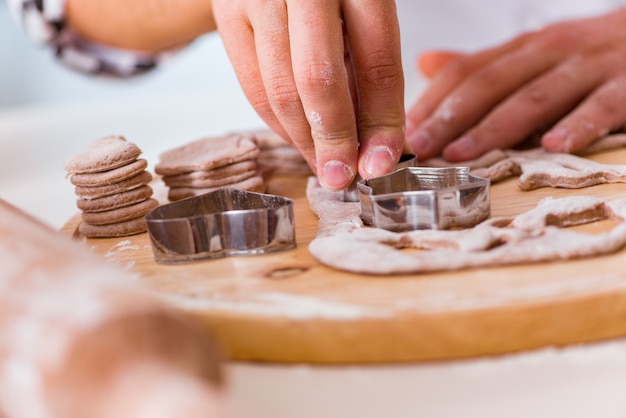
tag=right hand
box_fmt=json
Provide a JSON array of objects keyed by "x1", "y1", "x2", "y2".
[{"x1": 212, "y1": 0, "x2": 406, "y2": 190}]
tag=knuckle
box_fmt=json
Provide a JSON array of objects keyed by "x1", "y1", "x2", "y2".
[
  {"x1": 470, "y1": 65, "x2": 508, "y2": 90},
  {"x1": 359, "y1": 52, "x2": 403, "y2": 91},
  {"x1": 311, "y1": 127, "x2": 355, "y2": 146},
  {"x1": 438, "y1": 56, "x2": 472, "y2": 81},
  {"x1": 532, "y1": 25, "x2": 582, "y2": 53},
  {"x1": 524, "y1": 83, "x2": 551, "y2": 106},
  {"x1": 266, "y1": 73, "x2": 302, "y2": 116},
  {"x1": 296, "y1": 60, "x2": 343, "y2": 94}
]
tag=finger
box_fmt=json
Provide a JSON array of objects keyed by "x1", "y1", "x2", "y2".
[
  {"x1": 248, "y1": 1, "x2": 319, "y2": 172},
  {"x1": 406, "y1": 32, "x2": 532, "y2": 133},
  {"x1": 542, "y1": 75, "x2": 626, "y2": 153},
  {"x1": 418, "y1": 50, "x2": 465, "y2": 79},
  {"x1": 407, "y1": 44, "x2": 558, "y2": 160},
  {"x1": 344, "y1": 0, "x2": 405, "y2": 178},
  {"x1": 442, "y1": 55, "x2": 603, "y2": 161},
  {"x1": 288, "y1": 0, "x2": 358, "y2": 190},
  {"x1": 213, "y1": 2, "x2": 294, "y2": 161}
]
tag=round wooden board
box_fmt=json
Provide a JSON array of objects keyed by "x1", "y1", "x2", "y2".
[{"x1": 63, "y1": 148, "x2": 626, "y2": 364}]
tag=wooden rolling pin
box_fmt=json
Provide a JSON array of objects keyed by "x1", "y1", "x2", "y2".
[{"x1": 0, "y1": 199, "x2": 235, "y2": 418}]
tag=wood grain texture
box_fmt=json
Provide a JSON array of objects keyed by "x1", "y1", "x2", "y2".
[{"x1": 62, "y1": 148, "x2": 626, "y2": 364}]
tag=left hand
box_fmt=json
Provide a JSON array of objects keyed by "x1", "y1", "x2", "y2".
[{"x1": 405, "y1": 8, "x2": 626, "y2": 161}]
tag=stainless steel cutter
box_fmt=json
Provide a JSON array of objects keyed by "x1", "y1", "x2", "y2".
[
  {"x1": 357, "y1": 166, "x2": 490, "y2": 231},
  {"x1": 145, "y1": 188, "x2": 296, "y2": 263},
  {"x1": 343, "y1": 153, "x2": 418, "y2": 202}
]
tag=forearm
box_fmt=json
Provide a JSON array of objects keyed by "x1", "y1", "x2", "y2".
[{"x1": 65, "y1": 0, "x2": 217, "y2": 52}]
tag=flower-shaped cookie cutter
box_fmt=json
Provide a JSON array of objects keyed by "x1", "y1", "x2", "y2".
[
  {"x1": 357, "y1": 167, "x2": 490, "y2": 231},
  {"x1": 145, "y1": 188, "x2": 296, "y2": 263}
]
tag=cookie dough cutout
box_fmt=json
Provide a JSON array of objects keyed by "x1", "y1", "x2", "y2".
[
  {"x1": 70, "y1": 159, "x2": 148, "y2": 186},
  {"x1": 161, "y1": 160, "x2": 258, "y2": 188},
  {"x1": 154, "y1": 134, "x2": 260, "y2": 176},
  {"x1": 77, "y1": 185, "x2": 154, "y2": 213},
  {"x1": 75, "y1": 171, "x2": 153, "y2": 200},
  {"x1": 64, "y1": 135, "x2": 142, "y2": 174},
  {"x1": 81, "y1": 198, "x2": 159, "y2": 225},
  {"x1": 79, "y1": 216, "x2": 150, "y2": 238},
  {"x1": 167, "y1": 175, "x2": 265, "y2": 202},
  {"x1": 65, "y1": 135, "x2": 157, "y2": 238}
]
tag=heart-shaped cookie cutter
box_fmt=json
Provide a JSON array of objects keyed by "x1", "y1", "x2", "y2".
[
  {"x1": 145, "y1": 188, "x2": 296, "y2": 263},
  {"x1": 357, "y1": 167, "x2": 490, "y2": 232}
]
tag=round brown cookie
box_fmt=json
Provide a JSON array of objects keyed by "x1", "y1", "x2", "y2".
[
  {"x1": 161, "y1": 166, "x2": 257, "y2": 188},
  {"x1": 155, "y1": 133, "x2": 260, "y2": 176},
  {"x1": 75, "y1": 171, "x2": 153, "y2": 200},
  {"x1": 79, "y1": 216, "x2": 149, "y2": 238},
  {"x1": 64, "y1": 135, "x2": 142, "y2": 174},
  {"x1": 77, "y1": 185, "x2": 154, "y2": 213},
  {"x1": 167, "y1": 175, "x2": 265, "y2": 201},
  {"x1": 81, "y1": 198, "x2": 159, "y2": 225},
  {"x1": 69, "y1": 159, "x2": 148, "y2": 186}
]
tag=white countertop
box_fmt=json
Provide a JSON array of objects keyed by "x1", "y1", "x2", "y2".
[{"x1": 3, "y1": 95, "x2": 626, "y2": 418}]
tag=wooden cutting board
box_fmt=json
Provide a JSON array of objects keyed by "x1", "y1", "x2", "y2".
[{"x1": 62, "y1": 148, "x2": 626, "y2": 364}]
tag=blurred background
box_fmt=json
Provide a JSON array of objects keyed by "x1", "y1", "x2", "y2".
[
  {"x1": 0, "y1": 0, "x2": 620, "y2": 229},
  {"x1": 2, "y1": 0, "x2": 620, "y2": 109},
  {"x1": 0, "y1": 0, "x2": 243, "y2": 109}
]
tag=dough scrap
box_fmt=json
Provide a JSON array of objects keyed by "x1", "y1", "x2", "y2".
[
  {"x1": 306, "y1": 178, "x2": 626, "y2": 275},
  {"x1": 423, "y1": 134, "x2": 626, "y2": 190}
]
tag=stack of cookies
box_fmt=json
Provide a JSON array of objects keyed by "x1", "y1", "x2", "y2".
[
  {"x1": 64, "y1": 135, "x2": 159, "y2": 238},
  {"x1": 155, "y1": 133, "x2": 265, "y2": 202},
  {"x1": 252, "y1": 129, "x2": 314, "y2": 178}
]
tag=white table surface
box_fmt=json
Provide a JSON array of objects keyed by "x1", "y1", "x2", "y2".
[{"x1": 3, "y1": 93, "x2": 626, "y2": 418}]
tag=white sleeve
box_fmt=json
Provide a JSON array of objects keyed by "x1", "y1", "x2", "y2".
[{"x1": 8, "y1": 0, "x2": 173, "y2": 77}]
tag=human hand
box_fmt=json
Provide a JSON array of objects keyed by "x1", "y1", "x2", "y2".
[
  {"x1": 406, "y1": 8, "x2": 626, "y2": 162},
  {"x1": 212, "y1": 0, "x2": 405, "y2": 190}
]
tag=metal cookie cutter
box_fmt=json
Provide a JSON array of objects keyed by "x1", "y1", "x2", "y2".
[
  {"x1": 343, "y1": 153, "x2": 418, "y2": 202},
  {"x1": 145, "y1": 188, "x2": 296, "y2": 263},
  {"x1": 357, "y1": 167, "x2": 490, "y2": 232}
]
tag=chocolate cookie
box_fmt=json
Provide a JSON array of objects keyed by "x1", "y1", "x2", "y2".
[
  {"x1": 167, "y1": 175, "x2": 265, "y2": 201},
  {"x1": 155, "y1": 134, "x2": 260, "y2": 176},
  {"x1": 75, "y1": 171, "x2": 153, "y2": 200},
  {"x1": 77, "y1": 185, "x2": 154, "y2": 213},
  {"x1": 64, "y1": 135, "x2": 142, "y2": 174},
  {"x1": 79, "y1": 216, "x2": 150, "y2": 238},
  {"x1": 81, "y1": 198, "x2": 159, "y2": 225},
  {"x1": 70, "y1": 159, "x2": 148, "y2": 186}
]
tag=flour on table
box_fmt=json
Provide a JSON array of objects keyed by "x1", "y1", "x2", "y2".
[{"x1": 158, "y1": 291, "x2": 393, "y2": 320}]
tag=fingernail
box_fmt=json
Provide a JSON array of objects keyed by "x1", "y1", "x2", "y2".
[
  {"x1": 322, "y1": 160, "x2": 354, "y2": 190},
  {"x1": 406, "y1": 129, "x2": 431, "y2": 155},
  {"x1": 542, "y1": 127, "x2": 570, "y2": 152},
  {"x1": 364, "y1": 146, "x2": 395, "y2": 177}
]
